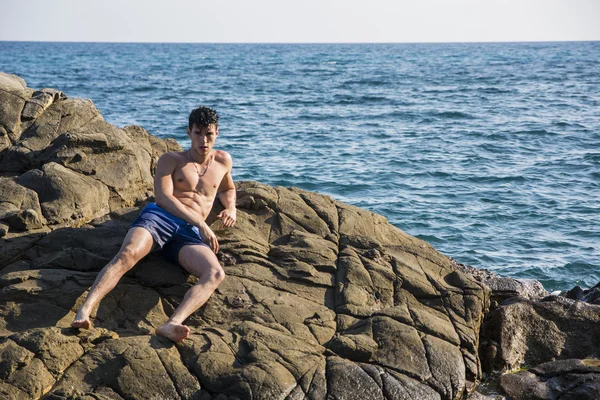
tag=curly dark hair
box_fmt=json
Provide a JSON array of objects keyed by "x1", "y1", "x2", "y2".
[{"x1": 188, "y1": 106, "x2": 219, "y2": 129}]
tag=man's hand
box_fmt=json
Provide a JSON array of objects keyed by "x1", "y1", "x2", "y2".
[
  {"x1": 197, "y1": 222, "x2": 219, "y2": 253},
  {"x1": 217, "y1": 208, "x2": 237, "y2": 228}
]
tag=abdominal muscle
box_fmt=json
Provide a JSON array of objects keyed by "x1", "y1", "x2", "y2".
[{"x1": 172, "y1": 190, "x2": 215, "y2": 224}]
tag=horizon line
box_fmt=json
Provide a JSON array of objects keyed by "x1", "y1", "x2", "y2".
[{"x1": 1, "y1": 39, "x2": 599, "y2": 45}]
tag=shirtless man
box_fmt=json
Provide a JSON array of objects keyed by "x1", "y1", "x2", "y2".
[{"x1": 71, "y1": 106, "x2": 236, "y2": 342}]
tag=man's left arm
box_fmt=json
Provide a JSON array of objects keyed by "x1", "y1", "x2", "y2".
[{"x1": 217, "y1": 153, "x2": 236, "y2": 227}]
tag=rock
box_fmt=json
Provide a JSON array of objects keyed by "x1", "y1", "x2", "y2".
[
  {"x1": 455, "y1": 261, "x2": 552, "y2": 377},
  {"x1": 0, "y1": 222, "x2": 8, "y2": 237},
  {"x1": 452, "y1": 260, "x2": 548, "y2": 308},
  {"x1": 0, "y1": 72, "x2": 34, "y2": 148},
  {"x1": 20, "y1": 89, "x2": 64, "y2": 124},
  {"x1": 561, "y1": 282, "x2": 600, "y2": 305},
  {"x1": 0, "y1": 231, "x2": 47, "y2": 270},
  {"x1": 0, "y1": 179, "x2": 491, "y2": 399},
  {"x1": 469, "y1": 392, "x2": 506, "y2": 400},
  {"x1": 483, "y1": 296, "x2": 600, "y2": 373},
  {"x1": 500, "y1": 359, "x2": 600, "y2": 400},
  {"x1": 0, "y1": 74, "x2": 181, "y2": 233},
  {"x1": 4, "y1": 209, "x2": 45, "y2": 231},
  {"x1": 0, "y1": 177, "x2": 46, "y2": 230},
  {"x1": 0, "y1": 74, "x2": 491, "y2": 399},
  {"x1": 15, "y1": 168, "x2": 44, "y2": 194},
  {"x1": 38, "y1": 162, "x2": 111, "y2": 225}
]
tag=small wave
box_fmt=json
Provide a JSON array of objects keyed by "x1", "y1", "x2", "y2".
[
  {"x1": 158, "y1": 95, "x2": 178, "y2": 101},
  {"x1": 516, "y1": 129, "x2": 557, "y2": 136},
  {"x1": 423, "y1": 171, "x2": 453, "y2": 178},
  {"x1": 194, "y1": 65, "x2": 218, "y2": 71},
  {"x1": 415, "y1": 234, "x2": 444, "y2": 244},
  {"x1": 132, "y1": 86, "x2": 158, "y2": 93},
  {"x1": 583, "y1": 153, "x2": 600, "y2": 162},
  {"x1": 332, "y1": 94, "x2": 395, "y2": 105},
  {"x1": 571, "y1": 229, "x2": 599, "y2": 239},
  {"x1": 538, "y1": 239, "x2": 580, "y2": 249},
  {"x1": 563, "y1": 205, "x2": 599, "y2": 215},
  {"x1": 467, "y1": 175, "x2": 528, "y2": 184},
  {"x1": 297, "y1": 68, "x2": 335, "y2": 75},
  {"x1": 280, "y1": 98, "x2": 320, "y2": 106},
  {"x1": 340, "y1": 78, "x2": 389, "y2": 87},
  {"x1": 380, "y1": 111, "x2": 419, "y2": 121},
  {"x1": 430, "y1": 111, "x2": 476, "y2": 120},
  {"x1": 478, "y1": 143, "x2": 509, "y2": 152},
  {"x1": 421, "y1": 86, "x2": 461, "y2": 94},
  {"x1": 294, "y1": 114, "x2": 344, "y2": 121},
  {"x1": 553, "y1": 121, "x2": 586, "y2": 129},
  {"x1": 479, "y1": 132, "x2": 510, "y2": 140},
  {"x1": 477, "y1": 87, "x2": 514, "y2": 94}
]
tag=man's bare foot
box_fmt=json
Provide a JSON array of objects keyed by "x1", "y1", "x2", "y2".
[
  {"x1": 71, "y1": 310, "x2": 91, "y2": 329},
  {"x1": 156, "y1": 323, "x2": 190, "y2": 342}
]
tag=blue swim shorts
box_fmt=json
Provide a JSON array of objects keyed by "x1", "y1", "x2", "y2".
[{"x1": 129, "y1": 202, "x2": 208, "y2": 265}]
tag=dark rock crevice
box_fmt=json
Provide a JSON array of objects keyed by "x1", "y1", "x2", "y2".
[{"x1": 152, "y1": 347, "x2": 186, "y2": 400}]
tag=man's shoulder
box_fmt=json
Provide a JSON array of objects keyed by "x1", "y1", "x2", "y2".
[
  {"x1": 159, "y1": 151, "x2": 186, "y2": 162},
  {"x1": 213, "y1": 150, "x2": 232, "y2": 167},
  {"x1": 156, "y1": 151, "x2": 186, "y2": 171}
]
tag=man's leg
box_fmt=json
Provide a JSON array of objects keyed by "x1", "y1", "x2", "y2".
[
  {"x1": 156, "y1": 244, "x2": 225, "y2": 342},
  {"x1": 71, "y1": 227, "x2": 155, "y2": 329}
]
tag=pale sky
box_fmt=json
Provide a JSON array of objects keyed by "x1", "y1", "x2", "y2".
[{"x1": 1, "y1": 0, "x2": 599, "y2": 43}]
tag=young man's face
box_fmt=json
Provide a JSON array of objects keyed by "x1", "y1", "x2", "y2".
[{"x1": 187, "y1": 124, "x2": 218, "y2": 156}]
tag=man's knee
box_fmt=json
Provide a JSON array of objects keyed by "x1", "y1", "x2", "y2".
[
  {"x1": 207, "y1": 265, "x2": 225, "y2": 285},
  {"x1": 115, "y1": 246, "x2": 143, "y2": 268}
]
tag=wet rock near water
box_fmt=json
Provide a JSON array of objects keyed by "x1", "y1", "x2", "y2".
[
  {"x1": 560, "y1": 281, "x2": 600, "y2": 305},
  {"x1": 476, "y1": 289, "x2": 600, "y2": 400},
  {"x1": 454, "y1": 255, "x2": 600, "y2": 400},
  {"x1": 452, "y1": 260, "x2": 548, "y2": 310},
  {"x1": 479, "y1": 294, "x2": 600, "y2": 374},
  {"x1": 500, "y1": 358, "x2": 600, "y2": 400}
]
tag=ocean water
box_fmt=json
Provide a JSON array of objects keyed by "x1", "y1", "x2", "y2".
[{"x1": 0, "y1": 41, "x2": 598, "y2": 291}]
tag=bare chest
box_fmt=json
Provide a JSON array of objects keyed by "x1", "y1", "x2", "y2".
[{"x1": 172, "y1": 162, "x2": 224, "y2": 197}]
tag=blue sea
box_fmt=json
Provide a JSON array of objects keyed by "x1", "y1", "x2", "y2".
[{"x1": 1, "y1": 42, "x2": 598, "y2": 291}]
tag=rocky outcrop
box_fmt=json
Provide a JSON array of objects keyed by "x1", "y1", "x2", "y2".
[
  {"x1": 0, "y1": 72, "x2": 181, "y2": 238},
  {"x1": 500, "y1": 359, "x2": 600, "y2": 400},
  {"x1": 560, "y1": 282, "x2": 600, "y2": 305},
  {"x1": 452, "y1": 261, "x2": 548, "y2": 310},
  {"x1": 474, "y1": 293, "x2": 600, "y2": 400},
  {"x1": 0, "y1": 181, "x2": 492, "y2": 400},
  {"x1": 483, "y1": 297, "x2": 600, "y2": 373},
  {"x1": 0, "y1": 74, "x2": 492, "y2": 399},
  {"x1": 4, "y1": 72, "x2": 599, "y2": 400}
]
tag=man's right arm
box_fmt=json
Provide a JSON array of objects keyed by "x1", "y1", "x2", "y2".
[{"x1": 153, "y1": 153, "x2": 203, "y2": 226}]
